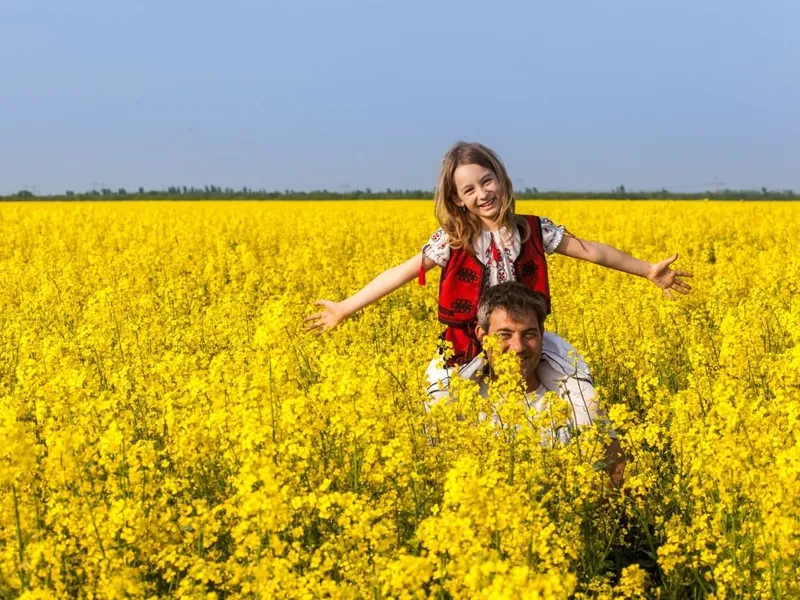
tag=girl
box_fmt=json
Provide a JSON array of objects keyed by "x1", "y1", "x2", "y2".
[{"x1": 304, "y1": 142, "x2": 692, "y2": 394}]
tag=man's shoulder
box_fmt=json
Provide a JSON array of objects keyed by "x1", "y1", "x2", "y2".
[
  {"x1": 541, "y1": 332, "x2": 592, "y2": 383},
  {"x1": 425, "y1": 355, "x2": 488, "y2": 408},
  {"x1": 457, "y1": 355, "x2": 488, "y2": 382}
]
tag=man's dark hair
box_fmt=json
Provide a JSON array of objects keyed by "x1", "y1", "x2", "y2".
[{"x1": 476, "y1": 282, "x2": 548, "y2": 331}]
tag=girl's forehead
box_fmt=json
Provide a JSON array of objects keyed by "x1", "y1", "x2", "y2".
[{"x1": 453, "y1": 163, "x2": 494, "y2": 183}]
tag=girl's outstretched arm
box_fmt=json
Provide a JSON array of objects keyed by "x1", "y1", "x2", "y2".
[
  {"x1": 554, "y1": 235, "x2": 693, "y2": 300},
  {"x1": 304, "y1": 253, "x2": 437, "y2": 334}
]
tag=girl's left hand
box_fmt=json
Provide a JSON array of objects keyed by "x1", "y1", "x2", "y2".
[{"x1": 646, "y1": 253, "x2": 693, "y2": 300}]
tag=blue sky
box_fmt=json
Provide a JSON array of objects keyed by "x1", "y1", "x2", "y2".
[{"x1": 1, "y1": 0, "x2": 798, "y2": 195}]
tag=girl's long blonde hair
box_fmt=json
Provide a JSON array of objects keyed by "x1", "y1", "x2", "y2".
[{"x1": 434, "y1": 141, "x2": 530, "y2": 252}]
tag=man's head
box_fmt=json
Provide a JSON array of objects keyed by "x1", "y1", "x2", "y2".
[{"x1": 475, "y1": 282, "x2": 548, "y2": 383}]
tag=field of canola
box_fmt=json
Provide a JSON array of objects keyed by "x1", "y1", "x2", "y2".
[{"x1": 1, "y1": 200, "x2": 799, "y2": 599}]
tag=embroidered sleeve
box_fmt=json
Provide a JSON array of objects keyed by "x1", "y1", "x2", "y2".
[
  {"x1": 540, "y1": 216, "x2": 566, "y2": 255},
  {"x1": 422, "y1": 227, "x2": 451, "y2": 268}
]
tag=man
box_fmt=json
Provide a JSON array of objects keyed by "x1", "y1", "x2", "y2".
[{"x1": 427, "y1": 281, "x2": 625, "y2": 484}]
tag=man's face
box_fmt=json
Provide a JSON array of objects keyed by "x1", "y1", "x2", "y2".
[{"x1": 477, "y1": 308, "x2": 544, "y2": 382}]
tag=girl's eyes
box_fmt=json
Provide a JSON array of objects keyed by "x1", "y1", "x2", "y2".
[{"x1": 461, "y1": 177, "x2": 493, "y2": 196}]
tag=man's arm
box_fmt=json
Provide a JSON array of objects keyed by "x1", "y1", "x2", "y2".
[
  {"x1": 538, "y1": 334, "x2": 625, "y2": 486},
  {"x1": 605, "y1": 438, "x2": 626, "y2": 487}
]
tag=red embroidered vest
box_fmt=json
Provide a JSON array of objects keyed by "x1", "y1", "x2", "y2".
[{"x1": 424, "y1": 215, "x2": 551, "y2": 366}]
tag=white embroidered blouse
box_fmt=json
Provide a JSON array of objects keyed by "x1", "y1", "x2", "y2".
[{"x1": 422, "y1": 217, "x2": 566, "y2": 286}]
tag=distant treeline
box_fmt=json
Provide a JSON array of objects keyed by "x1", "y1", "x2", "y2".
[{"x1": 3, "y1": 185, "x2": 798, "y2": 201}]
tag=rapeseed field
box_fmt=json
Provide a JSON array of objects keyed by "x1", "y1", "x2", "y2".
[{"x1": 1, "y1": 200, "x2": 798, "y2": 598}]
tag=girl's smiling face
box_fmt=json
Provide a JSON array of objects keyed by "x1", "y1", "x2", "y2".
[{"x1": 452, "y1": 163, "x2": 503, "y2": 228}]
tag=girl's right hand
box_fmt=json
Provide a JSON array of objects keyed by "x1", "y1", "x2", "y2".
[
  {"x1": 304, "y1": 300, "x2": 347, "y2": 335},
  {"x1": 302, "y1": 253, "x2": 433, "y2": 336}
]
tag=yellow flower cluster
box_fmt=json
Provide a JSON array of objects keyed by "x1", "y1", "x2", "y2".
[{"x1": 0, "y1": 200, "x2": 798, "y2": 598}]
